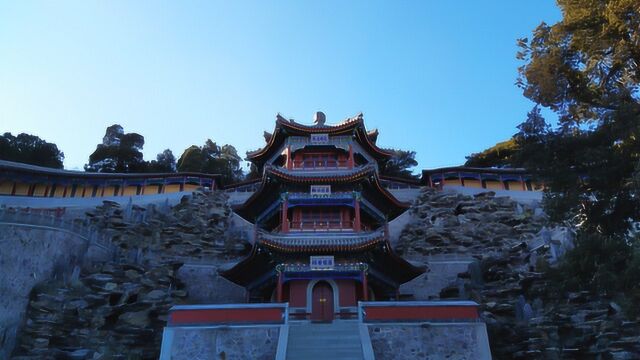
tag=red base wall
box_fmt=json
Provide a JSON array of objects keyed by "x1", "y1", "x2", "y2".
[
  {"x1": 364, "y1": 305, "x2": 479, "y2": 322},
  {"x1": 169, "y1": 307, "x2": 285, "y2": 326}
]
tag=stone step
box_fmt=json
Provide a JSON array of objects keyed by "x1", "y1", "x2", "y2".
[
  {"x1": 286, "y1": 350, "x2": 364, "y2": 359},
  {"x1": 286, "y1": 322, "x2": 363, "y2": 360}
]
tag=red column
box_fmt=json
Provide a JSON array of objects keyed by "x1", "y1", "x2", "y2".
[
  {"x1": 362, "y1": 271, "x2": 369, "y2": 301},
  {"x1": 281, "y1": 197, "x2": 289, "y2": 233},
  {"x1": 348, "y1": 145, "x2": 354, "y2": 169},
  {"x1": 286, "y1": 146, "x2": 293, "y2": 170},
  {"x1": 354, "y1": 196, "x2": 361, "y2": 232},
  {"x1": 520, "y1": 175, "x2": 526, "y2": 191},
  {"x1": 276, "y1": 271, "x2": 283, "y2": 302}
]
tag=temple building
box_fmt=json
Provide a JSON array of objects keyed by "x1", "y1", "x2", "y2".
[
  {"x1": 0, "y1": 160, "x2": 219, "y2": 198},
  {"x1": 220, "y1": 112, "x2": 424, "y2": 321}
]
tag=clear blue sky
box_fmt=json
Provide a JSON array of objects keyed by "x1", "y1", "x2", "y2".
[{"x1": 0, "y1": 1, "x2": 561, "y2": 171}]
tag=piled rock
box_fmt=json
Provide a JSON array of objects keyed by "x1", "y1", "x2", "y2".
[
  {"x1": 398, "y1": 188, "x2": 640, "y2": 359},
  {"x1": 12, "y1": 190, "x2": 249, "y2": 359},
  {"x1": 397, "y1": 188, "x2": 545, "y2": 258},
  {"x1": 85, "y1": 190, "x2": 250, "y2": 264},
  {"x1": 13, "y1": 262, "x2": 185, "y2": 359}
]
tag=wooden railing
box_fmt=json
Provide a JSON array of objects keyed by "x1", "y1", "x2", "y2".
[{"x1": 285, "y1": 220, "x2": 369, "y2": 232}]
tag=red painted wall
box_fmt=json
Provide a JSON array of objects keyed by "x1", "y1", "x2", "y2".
[
  {"x1": 337, "y1": 279, "x2": 357, "y2": 307},
  {"x1": 169, "y1": 307, "x2": 285, "y2": 326},
  {"x1": 288, "y1": 280, "x2": 308, "y2": 307},
  {"x1": 364, "y1": 305, "x2": 479, "y2": 321}
]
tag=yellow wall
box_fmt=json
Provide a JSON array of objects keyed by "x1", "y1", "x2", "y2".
[
  {"x1": 53, "y1": 186, "x2": 66, "y2": 197},
  {"x1": 72, "y1": 185, "x2": 83, "y2": 197},
  {"x1": 33, "y1": 184, "x2": 48, "y2": 197},
  {"x1": 463, "y1": 179, "x2": 482, "y2": 188},
  {"x1": 103, "y1": 186, "x2": 117, "y2": 197},
  {"x1": 484, "y1": 180, "x2": 504, "y2": 190},
  {"x1": 0, "y1": 177, "x2": 215, "y2": 197},
  {"x1": 0, "y1": 181, "x2": 13, "y2": 195},
  {"x1": 13, "y1": 183, "x2": 30, "y2": 195},
  {"x1": 184, "y1": 184, "x2": 200, "y2": 192},
  {"x1": 165, "y1": 184, "x2": 181, "y2": 193},
  {"x1": 143, "y1": 185, "x2": 160, "y2": 195},
  {"x1": 444, "y1": 179, "x2": 461, "y2": 186},
  {"x1": 506, "y1": 180, "x2": 524, "y2": 191},
  {"x1": 123, "y1": 186, "x2": 138, "y2": 196}
]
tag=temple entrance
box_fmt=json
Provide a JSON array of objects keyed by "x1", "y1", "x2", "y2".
[{"x1": 310, "y1": 281, "x2": 334, "y2": 322}]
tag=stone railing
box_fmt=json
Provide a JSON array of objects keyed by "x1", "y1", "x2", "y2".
[{"x1": 0, "y1": 206, "x2": 116, "y2": 254}]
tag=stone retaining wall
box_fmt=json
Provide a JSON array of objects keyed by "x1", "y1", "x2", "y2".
[
  {"x1": 161, "y1": 326, "x2": 281, "y2": 360},
  {"x1": 0, "y1": 224, "x2": 111, "y2": 359},
  {"x1": 367, "y1": 322, "x2": 491, "y2": 360}
]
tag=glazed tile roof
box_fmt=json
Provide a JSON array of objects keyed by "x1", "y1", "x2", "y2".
[
  {"x1": 266, "y1": 164, "x2": 376, "y2": 183},
  {"x1": 246, "y1": 113, "x2": 393, "y2": 162},
  {"x1": 258, "y1": 229, "x2": 386, "y2": 253}
]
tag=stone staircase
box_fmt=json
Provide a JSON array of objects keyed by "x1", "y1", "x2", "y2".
[{"x1": 285, "y1": 321, "x2": 365, "y2": 360}]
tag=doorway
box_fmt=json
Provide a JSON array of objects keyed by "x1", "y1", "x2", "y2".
[{"x1": 310, "y1": 281, "x2": 334, "y2": 322}]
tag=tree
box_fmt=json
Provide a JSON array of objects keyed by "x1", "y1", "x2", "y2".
[
  {"x1": 0, "y1": 132, "x2": 64, "y2": 168},
  {"x1": 380, "y1": 149, "x2": 419, "y2": 180},
  {"x1": 85, "y1": 125, "x2": 147, "y2": 173},
  {"x1": 516, "y1": 0, "x2": 640, "y2": 309},
  {"x1": 464, "y1": 139, "x2": 521, "y2": 168},
  {"x1": 517, "y1": 0, "x2": 640, "y2": 235},
  {"x1": 177, "y1": 140, "x2": 243, "y2": 183},
  {"x1": 147, "y1": 149, "x2": 177, "y2": 172}
]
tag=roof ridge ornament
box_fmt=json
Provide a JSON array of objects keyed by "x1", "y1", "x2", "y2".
[{"x1": 313, "y1": 111, "x2": 326, "y2": 126}]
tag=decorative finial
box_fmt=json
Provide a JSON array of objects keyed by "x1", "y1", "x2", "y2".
[{"x1": 313, "y1": 111, "x2": 326, "y2": 126}]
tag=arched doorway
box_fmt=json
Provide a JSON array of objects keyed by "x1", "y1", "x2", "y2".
[{"x1": 310, "y1": 281, "x2": 334, "y2": 322}]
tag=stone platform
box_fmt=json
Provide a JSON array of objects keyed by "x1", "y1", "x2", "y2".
[{"x1": 160, "y1": 301, "x2": 492, "y2": 360}]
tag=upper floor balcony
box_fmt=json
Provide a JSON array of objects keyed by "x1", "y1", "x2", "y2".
[
  {"x1": 275, "y1": 220, "x2": 371, "y2": 233},
  {"x1": 291, "y1": 158, "x2": 350, "y2": 170}
]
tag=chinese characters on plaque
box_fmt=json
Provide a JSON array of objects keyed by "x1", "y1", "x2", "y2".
[
  {"x1": 310, "y1": 256, "x2": 335, "y2": 270},
  {"x1": 310, "y1": 133, "x2": 329, "y2": 145},
  {"x1": 310, "y1": 185, "x2": 331, "y2": 197}
]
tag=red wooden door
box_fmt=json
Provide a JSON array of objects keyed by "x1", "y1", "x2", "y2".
[{"x1": 311, "y1": 282, "x2": 334, "y2": 322}]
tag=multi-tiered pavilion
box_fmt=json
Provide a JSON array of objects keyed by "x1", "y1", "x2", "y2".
[{"x1": 221, "y1": 112, "x2": 424, "y2": 321}]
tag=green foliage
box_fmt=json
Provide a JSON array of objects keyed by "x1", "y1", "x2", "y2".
[
  {"x1": 464, "y1": 138, "x2": 521, "y2": 168},
  {"x1": 176, "y1": 140, "x2": 243, "y2": 184},
  {"x1": 518, "y1": 0, "x2": 640, "y2": 314},
  {"x1": 516, "y1": 0, "x2": 640, "y2": 235},
  {"x1": 245, "y1": 163, "x2": 261, "y2": 180},
  {"x1": 380, "y1": 149, "x2": 419, "y2": 180},
  {"x1": 85, "y1": 125, "x2": 148, "y2": 173},
  {"x1": 553, "y1": 232, "x2": 630, "y2": 294},
  {"x1": 147, "y1": 149, "x2": 176, "y2": 172},
  {"x1": 0, "y1": 132, "x2": 64, "y2": 168},
  {"x1": 547, "y1": 231, "x2": 640, "y2": 316}
]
